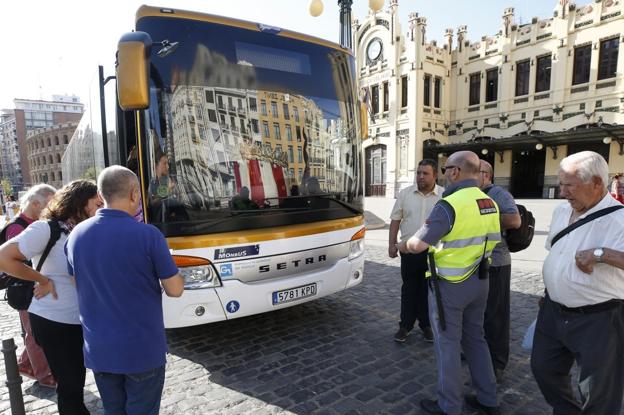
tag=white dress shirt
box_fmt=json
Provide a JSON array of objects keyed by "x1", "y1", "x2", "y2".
[
  {"x1": 543, "y1": 193, "x2": 624, "y2": 307},
  {"x1": 390, "y1": 184, "x2": 444, "y2": 242}
]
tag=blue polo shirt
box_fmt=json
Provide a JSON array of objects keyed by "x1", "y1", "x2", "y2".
[{"x1": 65, "y1": 209, "x2": 178, "y2": 374}]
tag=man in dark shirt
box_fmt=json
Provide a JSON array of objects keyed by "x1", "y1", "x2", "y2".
[{"x1": 478, "y1": 160, "x2": 521, "y2": 382}]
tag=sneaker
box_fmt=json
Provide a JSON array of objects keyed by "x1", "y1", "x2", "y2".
[
  {"x1": 422, "y1": 327, "x2": 434, "y2": 343},
  {"x1": 465, "y1": 394, "x2": 501, "y2": 415},
  {"x1": 37, "y1": 378, "x2": 57, "y2": 389},
  {"x1": 394, "y1": 327, "x2": 410, "y2": 342}
]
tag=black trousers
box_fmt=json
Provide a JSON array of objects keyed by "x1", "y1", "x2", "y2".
[
  {"x1": 483, "y1": 264, "x2": 511, "y2": 372},
  {"x1": 531, "y1": 296, "x2": 624, "y2": 415},
  {"x1": 29, "y1": 313, "x2": 89, "y2": 415},
  {"x1": 399, "y1": 251, "x2": 430, "y2": 331}
]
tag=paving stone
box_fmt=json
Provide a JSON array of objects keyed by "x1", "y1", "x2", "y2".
[{"x1": 1, "y1": 245, "x2": 617, "y2": 414}]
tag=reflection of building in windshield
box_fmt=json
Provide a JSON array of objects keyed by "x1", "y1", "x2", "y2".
[
  {"x1": 256, "y1": 92, "x2": 340, "y2": 194},
  {"x1": 161, "y1": 44, "x2": 356, "y2": 210},
  {"x1": 169, "y1": 85, "x2": 261, "y2": 208},
  {"x1": 329, "y1": 50, "x2": 361, "y2": 201}
]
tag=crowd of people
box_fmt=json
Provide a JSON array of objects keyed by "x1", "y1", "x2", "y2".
[
  {"x1": 0, "y1": 166, "x2": 183, "y2": 415},
  {"x1": 392, "y1": 150, "x2": 624, "y2": 415},
  {"x1": 0, "y1": 150, "x2": 622, "y2": 414}
]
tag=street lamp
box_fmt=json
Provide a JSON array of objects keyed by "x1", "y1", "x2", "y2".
[
  {"x1": 535, "y1": 143, "x2": 544, "y2": 150},
  {"x1": 309, "y1": 0, "x2": 323, "y2": 16},
  {"x1": 481, "y1": 148, "x2": 489, "y2": 155},
  {"x1": 597, "y1": 116, "x2": 624, "y2": 155},
  {"x1": 369, "y1": 0, "x2": 384, "y2": 11},
  {"x1": 309, "y1": 1, "x2": 385, "y2": 49}
]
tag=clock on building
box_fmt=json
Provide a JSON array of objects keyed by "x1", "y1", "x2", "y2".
[{"x1": 367, "y1": 38, "x2": 383, "y2": 62}]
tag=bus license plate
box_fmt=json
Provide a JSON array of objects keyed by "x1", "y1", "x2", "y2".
[{"x1": 272, "y1": 283, "x2": 317, "y2": 305}]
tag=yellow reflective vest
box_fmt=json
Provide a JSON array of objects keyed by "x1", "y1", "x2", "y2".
[{"x1": 427, "y1": 186, "x2": 501, "y2": 283}]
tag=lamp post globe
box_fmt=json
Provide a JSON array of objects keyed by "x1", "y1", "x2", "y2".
[
  {"x1": 309, "y1": 0, "x2": 324, "y2": 17},
  {"x1": 369, "y1": 0, "x2": 384, "y2": 12}
]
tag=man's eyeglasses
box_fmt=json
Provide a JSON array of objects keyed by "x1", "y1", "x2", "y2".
[{"x1": 441, "y1": 165, "x2": 460, "y2": 174}]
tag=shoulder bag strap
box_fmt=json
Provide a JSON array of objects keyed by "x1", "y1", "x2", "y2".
[
  {"x1": 550, "y1": 205, "x2": 624, "y2": 247},
  {"x1": 35, "y1": 221, "x2": 64, "y2": 272}
]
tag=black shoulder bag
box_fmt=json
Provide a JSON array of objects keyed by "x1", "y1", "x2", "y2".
[
  {"x1": 6, "y1": 221, "x2": 64, "y2": 310},
  {"x1": 550, "y1": 205, "x2": 624, "y2": 247}
]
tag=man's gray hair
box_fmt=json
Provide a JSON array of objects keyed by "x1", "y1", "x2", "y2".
[
  {"x1": 559, "y1": 151, "x2": 609, "y2": 189},
  {"x1": 97, "y1": 165, "x2": 138, "y2": 203},
  {"x1": 20, "y1": 184, "x2": 56, "y2": 211}
]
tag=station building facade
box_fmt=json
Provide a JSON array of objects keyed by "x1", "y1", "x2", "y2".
[{"x1": 356, "y1": 0, "x2": 624, "y2": 198}]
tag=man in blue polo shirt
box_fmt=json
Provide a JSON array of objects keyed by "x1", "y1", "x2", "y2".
[{"x1": 66, "y1": 166, "x2": 184, "y2": 415}]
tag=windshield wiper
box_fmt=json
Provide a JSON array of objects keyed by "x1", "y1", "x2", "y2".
[{"x1": 229, "y1": 207, "x2": 310, "y2": 216}]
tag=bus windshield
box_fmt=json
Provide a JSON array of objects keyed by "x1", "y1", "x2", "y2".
[{"x1": 138, "y1": 15, "x2": 363, "y2": 237}]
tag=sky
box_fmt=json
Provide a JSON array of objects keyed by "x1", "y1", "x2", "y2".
[{"x1": 0, "y1": 0, "x2": 561, "y2": 111}]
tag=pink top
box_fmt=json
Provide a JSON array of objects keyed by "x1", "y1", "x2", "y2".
[{"x1": 6, "y1": 213, "x2": 35, "y2": 240}]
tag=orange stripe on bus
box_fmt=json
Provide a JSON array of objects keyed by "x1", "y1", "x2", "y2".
[{"x1": 167, "y1": 216, "x2": 364, "y2": 250}]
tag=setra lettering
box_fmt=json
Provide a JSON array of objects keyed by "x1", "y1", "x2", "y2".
[{"x1": 259, "y1": 255, "x2": 327, "y2": 273}]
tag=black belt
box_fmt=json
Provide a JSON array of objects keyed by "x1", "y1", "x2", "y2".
[{"x1": 549, "y1": 296, "x2": 623, "y2": 315}]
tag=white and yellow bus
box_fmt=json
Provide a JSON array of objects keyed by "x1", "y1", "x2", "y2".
[{"x1": 62, "y1": 5, "x2": 367, "y2": 328}]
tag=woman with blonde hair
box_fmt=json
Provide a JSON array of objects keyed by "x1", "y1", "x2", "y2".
[{"x1": 0, "y1": 180, "x2": 102, "y2": 414}]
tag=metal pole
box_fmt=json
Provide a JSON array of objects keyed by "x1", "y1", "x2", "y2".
[
  {"x1": 99, "y1": 65, "x2": 110, "y2": 167},
  {"x1": 338, "y1": 0, "x2": 353, "y2": 50},
  {"x1": 2, "y1": 338, "x2": 25, "y2": 415}
]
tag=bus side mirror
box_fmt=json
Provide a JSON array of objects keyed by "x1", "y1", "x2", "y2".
[
  {"x1": 360, "y1": 102, "x2": 369, "y2": 140},
  {"x1": 116, "y1": 31, "x2": 152, "y2": 110}
]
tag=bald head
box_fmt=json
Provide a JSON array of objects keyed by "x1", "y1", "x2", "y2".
[
  {"x1": 98, "y1": 165, "x2": 139, "y2": 204},
  {"x1": 449, "y1": 151, "x2": 480, "y2": 174},
  {"x1": 479, "y1": 160, "x2": 493, "y2": 188}
]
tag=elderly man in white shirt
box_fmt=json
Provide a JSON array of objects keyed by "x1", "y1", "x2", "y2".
[{"x1": 531, "y1": 151, "x2": 624, "y2": 415}]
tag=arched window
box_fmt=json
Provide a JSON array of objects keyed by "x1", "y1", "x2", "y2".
[
  {"x1": 49, "y1": 155, "x2": 53, "y2": 164},
  {"x1": 47, "y1": 137, "x2": 51, "y2": 147},
  {"x1": 41, "y1": 156, "x2": 45, "y2": 166},
  {"x1": 63, "y1": 135, "x2": 69, "y2": 144},
  {"x1": 58, "y1": 171, "x2": 62, "y2": 181},
  {"x1": 51, "y1": 172, "x2": 55, "y2": 181},
  {"x1": 56, "y1": 153, "x2": 61, "y2": 163},
  {"x1": 54, "y1": 136, "x2": 59, "y2": 145}
]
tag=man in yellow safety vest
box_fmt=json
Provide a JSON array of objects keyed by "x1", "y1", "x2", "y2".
[{"x1": 398, "y1": 150, "x2": 501, "y2": 415}]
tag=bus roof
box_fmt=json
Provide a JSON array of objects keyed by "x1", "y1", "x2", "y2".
[{"x1": 136, "y1": 5, "x2": 352, "y2": 56}]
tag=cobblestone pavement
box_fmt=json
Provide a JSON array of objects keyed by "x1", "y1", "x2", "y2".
[{"x1": 0, "y1": 246, "x2": 559, "y2": 414}]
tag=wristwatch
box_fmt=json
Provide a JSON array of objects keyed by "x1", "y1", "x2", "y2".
[{"x1": 593, "y1": 248, "x2": 605, "y2": 263}]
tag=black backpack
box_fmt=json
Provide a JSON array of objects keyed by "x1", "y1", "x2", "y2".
[
  {"x1": 484, "y1": 187, "x2": 535, "y2": 253},
  {"x1": 504, "y1": 204, "x2": 535, "y2": 252}
]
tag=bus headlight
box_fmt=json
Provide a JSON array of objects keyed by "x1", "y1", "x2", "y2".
[
  {"x1": 173, "y1": 256, "x2": 222, "y2": 289},
  {"x1": 348, "y1": 227, "x2": 366, "y2": 261},
  {"x1": 180, "y1": 265, "x2": 221, "y2": 289}
]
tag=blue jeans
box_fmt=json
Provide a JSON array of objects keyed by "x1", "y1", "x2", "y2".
[{"x1": 94, "y1": 365, "x2": 165, "y2": 415}]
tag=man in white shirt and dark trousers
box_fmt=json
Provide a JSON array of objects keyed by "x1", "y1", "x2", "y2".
[
  {"x1": 478, "y1": 160, "x2": 520, "y2": 383},
  {"x1": 389, "y1": 159, "x2": 443, "y2": 343},
  {"x1": 531, "y1": 151, "x2": 624, "y2": 414}
]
